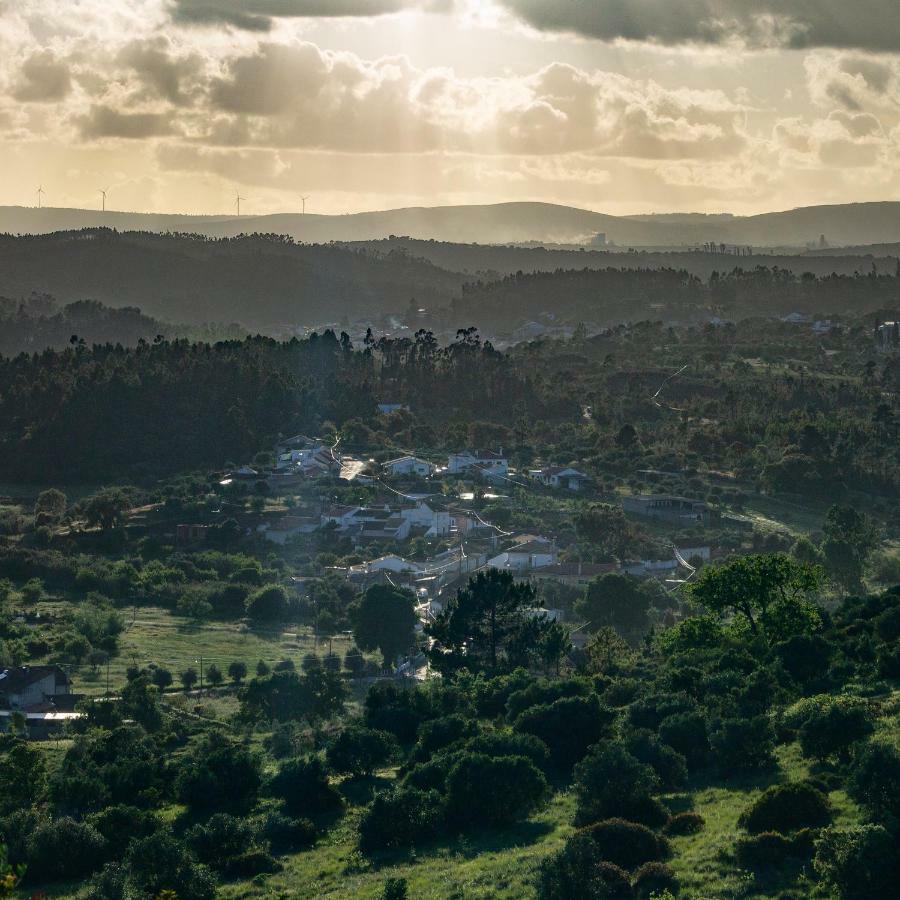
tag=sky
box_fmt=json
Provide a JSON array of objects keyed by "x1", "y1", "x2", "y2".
[{"x1": 1, "y1": 0, "x2": 900, "y2": 217}]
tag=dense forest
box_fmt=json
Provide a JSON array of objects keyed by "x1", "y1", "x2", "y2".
[
  {"x1": 0, "y1": 295, "x2": 244, "y2": 356},
  {"x1": 2, "y1": 231, "x2": 900, "y2": 339},
  {"x1": 0, "y1": 230, "x2": 465, "y2": 328}
]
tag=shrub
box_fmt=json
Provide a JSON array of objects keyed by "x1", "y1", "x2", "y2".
[
  {"x1": 633, "y1": 861, "x2": 679, "y2": 898},
  {"x1": 847, "y1": 741, "x2": 900, "y2": 822},
  {"x1": 658, "y1": 711, "x2": 709, "y2": 770},
  {"x1": 174, "y1": 733, "x2": 262, "y2": 808},
  {"x1": 710, "y1": 716, "x2": 776, "y2": 774},
  {"x1": 219, "y1": 847, "x2": 281, "y2": 878},
  {"x1": 357, "y1": 787, "x2": 444, "y2": 854},
  {"x1": 267, "y1": 756, "x2": 343, "y2": 817},
  {"x1": 506, "y1": 678, "x2": 591, "y2": 720},
  {"x1": 402, "y1": 749, "x2": 467, "y2": 794},
  {"x1": 255, "y1": 812, "x2": 316, "y2": 853},
  {"x1": 326, "y1": 726, "x2": 398, "y2": 777},
  {"x1": 411, "y1": 714, "x2": 476, "y2": 763},
  {"x1": 664, "y1": 813, "x2": 704, "y2": 836},
  {"x1": 623, "y1": 730, "x2": 687, "y2": 791},
  {"x1": 514, "y1": 695, "x2": 614, "y2": 771},
  {"x1": 581, "y1": 818, "x2": 670, "y2": 871},
  {"x1": 123, "y1": 833, "x2": 216, "y2": 900},
  {"x1": 246, "y1": 584, "x2": 289, "y2": 621},
  {"x1": 734, "y1": 831, "x2": 817, "y2": 870},
  {"x1": 382, "y1": 878, "x2": 409, "y2": 900},
  {"x1": 814, "y1": 825, "x2": 900, "y2": 900},
  {"x1": 466, "y1": 729, "x2": 551, "y2": 772},
  {"x1": 445, "y1": 753, "x2": 549, "y2": 828},
  {"x1": 185, "y1": 813, "x2": 256, "y2": 872},
  {"x1": 573, "y1": 743, "x2": 663, "y2": 828},
  {"x1": 738, "y1": 782, "x2": 832, "y2": 834},
  {"x1": 799, "y1": 701, "x2": 873, "y2": 762},
  {"x1": 87, "y1": 805, "x2": 158, "y2": 859},
  {"x1": 537, "y1": 833, "x2": 633, "y2": 900},
  {"x1": 26, "y1": 817, "x2": 106, "y2": 882}
]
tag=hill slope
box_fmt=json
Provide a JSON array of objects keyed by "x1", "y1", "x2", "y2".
[
  {"x1": 0, "y1": 230, "x2": 465, "y2": 328},
  {"x1": 5, "y1": 201, "x2": 900, "y2": 248}
]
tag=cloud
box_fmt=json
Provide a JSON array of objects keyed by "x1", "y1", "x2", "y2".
[
  {"x1": 805, "y1": 52, "x2": 900, "y2": 112},
  {"x1": 169, "y1": 0, "x2": 450, "y2": 31},
  {"x1": 12, "y1": 51, "x2": 72, "y2": 102},
  {"x1": 116, "y1": 38, "x2": 205, "y2": 106},
  {"x1": 498, "y1": 1, "x2": 900, "y2": 53},
  {"x1": 204, "y1": 43, "x2": 748, "y2": 158},
  {"x1": 78, "y1": 105, "x2": 176, "y2": 139}
]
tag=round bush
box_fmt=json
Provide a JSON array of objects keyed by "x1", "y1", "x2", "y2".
[
  {"x1": 582, "y1": 818, "x2": 670, "y2": 871},
  {"x1": 26, "y1": 817, "x2": 107, "y2": 882},
  {"x1": 738, "y1": 782, "x2": 832, "y2": 834},
  {"x1": 848, "y1": 741, "x2": 900, "y2": 822},
  {"x1": 664, "y1": 813, "x2": 705, "y2": 836},
  {"x1": 357, "y1": 787, "x2": 444, "y2": 854},
  {"x1": 633, "y1": 861, "x2": 679, "y2": 898},
  {"x1": 735, "y1": 832, "x2": 795, "y2": 870},
  {"x1": 537, "y1": 833, "x2": 633, "y2": 900},
  {"x1": 466, "y1": 730, "x2": 552, "y2": 772}
]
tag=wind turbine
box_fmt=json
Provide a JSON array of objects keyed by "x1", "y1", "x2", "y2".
[
  {"x1": 99, "y1": 187, "x2": 109, "y2": 213},
  {"x1": 235, "y1": 191, "x2": 245, "y2": 217},
  {"x1": 301, "y1": 196, "x2": 309, "y2": 215},
  {"x1": 36, "y1": 186, "x2": 45, "y2": 209}
]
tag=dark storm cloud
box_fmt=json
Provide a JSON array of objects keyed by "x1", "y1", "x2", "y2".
[
  {"x1": 170, "y1": 0, "x2": 450, "y2": 31},
  {"x1": 499, "y1": 1, "x2": 900, "y2": 53}
]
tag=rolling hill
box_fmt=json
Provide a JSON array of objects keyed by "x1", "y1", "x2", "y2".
[{"x1": 5, "y1": 200, "x2": 900, "y2": 248}]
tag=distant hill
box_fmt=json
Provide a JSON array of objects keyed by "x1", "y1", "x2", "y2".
[
  {"x1": 340, "y1": 237, "x2": 900, "y2": 280},
  {"x1": 0, "y1": 230, "x2": 465, "y2": 329},
  {"x1": 6, "y1": 200, "x2": 900, "y2": 248}
]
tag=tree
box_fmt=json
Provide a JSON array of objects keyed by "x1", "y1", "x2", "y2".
[
  {"x1": 344, "y1": 646, "x2": 365, "y2": 677},
  {"x1": 848, "y1": 741, "x2": 900, "y2": 822},
  {"x1": 574, "y1": 504, "x2": 633, "y2": 557},
  {"x1": 34, "y1": 488, "x2": 67, "y2": 520},
  {"x1": 572, "y1": 743, "x2": 661, "y2": 827},
  {"x1": 180, "y1": 667, "x2": 198, "y2": 692},
  {"x1": 353, "y1": 584, "x2": 418, "y2": 669},
  {"x1": 357, "y1": 786, "x2": 444, "y2": 854},
  {"x1": 799, "y1": 701, "x2": 874, "y2": 762},
  {"x1": 0, "y1": 844, "x2": 24, "y2": 898},
  {"x1": 582, "y1": 626, "x2": 632, "y2": 675},
  {"x1": 267, "y1": 755, "x2": 343, "y2": 817},
  {"x1": 687, "y1": 553, "x2": 822, "y2": 642},
  {"x1": 427, "y1": 570, "x2": 551, "y2": 674},
  {"x1": 228, "y1": 661, "x2": 248, "y2": 684},
  {"x1": 814, "y1": 826, "x2": 900, "y2": 900},
  {"x1": 822, "y1": 505, "x2": 880, "y2": 593},
  {"x1": 240, "y1": 669, "x2": 345, "y2": 724},
  {"x1": 576, "y1": 573, "x2": 652, "y2": 644},
  {"x1": 246, "y1": 584, "x2": 289, "y2": 622},
  {"x1": 150, "y1": 666, "x2": 172, "y2": 691},
  {"x1": 0, "y1": 738, "x2": 46, "y2": 816},
  {"x1": 80, "y1": 488, "x2": 130, "y2": 531},
  {"x1": 87, "y1": 648, "x2": 109, "y2": 674},
  {"x1": 206, "y1": 663, "x2": 223, "y2": 687},
  {"x1": 122, "y1": 832, "x2": 216, "y2": 900},
  {"x1": 541, "y1": 621, "x2": 572, "y2": 675},
  {"x1": 174, "y1": 732, "x2": 262, "y2": 808},
  {"x1": 326, "y1": 726, "x2": 398, "y2": 777},
  {"x1": 445, "y1": 752, "x2": 549, "y2": 828}
]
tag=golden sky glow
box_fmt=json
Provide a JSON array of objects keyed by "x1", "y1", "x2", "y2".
[{"x1": 1, "y1": 0, "x2": 899, "y2": 216}]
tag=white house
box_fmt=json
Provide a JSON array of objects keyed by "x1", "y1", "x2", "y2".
[
  {"x1": 321, "y1": 505, "x2": 361, "y2": 528},
  {"x1": 0, "y1": 666, "x2": 70, "y2": 711},
  {"x1": 399, "y1": 500, "x2": 452, "y2": 537},
  {"x1": 488, "y1": 537, "x2": 558, "y2": 572},
  {"x1": 529, "y1": 465, "x2": 589, "y2": 491},
  {"x1": 447, "y1": 450, "x2": 509, "y2": 478},
  {"x1": 383, "y1": 456, "x2": 435, "y2": 478}
]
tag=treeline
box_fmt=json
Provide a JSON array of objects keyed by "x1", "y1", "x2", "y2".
[
  {"x1": 455, "y1": 266, "x2": 900, "y2": 328},
  {"x1": 0, "y1": 330, "x2": 554, "y2": 483},
  {"x1": 0, "y1": 229, "x2": 465, "y2": 328},
  {"x1": 0, "y1": 296, "x2": 244, "y2": 356}
]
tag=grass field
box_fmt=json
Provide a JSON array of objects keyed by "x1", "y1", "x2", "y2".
[{"x1": 32, "y1": 605, "x2": 357, "y2": 697}]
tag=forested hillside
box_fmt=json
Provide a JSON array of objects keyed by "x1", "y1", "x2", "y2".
[{"x1": 0, "y1": 230, "x2": 465, "y2": 328}]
